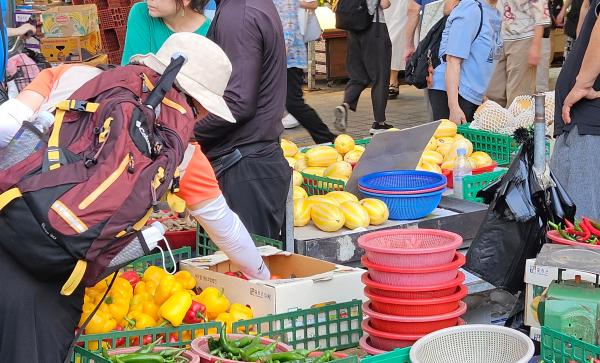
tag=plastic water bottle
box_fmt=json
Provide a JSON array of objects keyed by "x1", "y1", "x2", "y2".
[
  {"x1": 107, "y1": 222, "x2": 166, "y2": 268},
  {"x1": 453, "y1": 148, "x2": 472, "y2": 199}
]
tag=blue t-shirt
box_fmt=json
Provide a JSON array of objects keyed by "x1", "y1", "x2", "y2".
[
  {"x1": 431, "y1": 0, "x2": 502, "y2": 105},
  {"x1": 415, "y1": 0, "x2": 438, "y2": 6}
]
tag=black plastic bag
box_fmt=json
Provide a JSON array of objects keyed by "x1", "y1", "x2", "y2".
[{"x1": 466, "y1": 134, "x2": 576, "y2": 293}]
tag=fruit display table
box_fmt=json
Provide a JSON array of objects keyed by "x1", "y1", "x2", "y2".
[{"x1": 294, "y1": 196, "x2": 487, "y2": 266}]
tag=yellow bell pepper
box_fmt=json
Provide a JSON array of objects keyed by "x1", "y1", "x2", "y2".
[
  {"x1": 159, "y1": 291, "x2": 192, "y2": 327},
  {"x1": 194, "y1": 287, "x2": 230, "y2": 320},
  {"x1": 87, "y1": 340, "x2": 110, "y2": 352},
  {"x1": 229, "y1": 303, "x2": 253, "y2": 321},
  {"x1": 215, "y1": 312, "x2": 235, "y2": 334},
  {"x1": 125, "y1": 311, "x2": 156, "y2": 330},
  {"x1": 143, "y1": 265, "x2": 168, "y2": 285},
  {"x1": 104, "y1": 282, "x2": 132, "y2": 322},
  {"x1": 174, "y1": 271, "x2": 196, "y2": 290},
  {"x1": 185, "y1": 290, "x2": 197, "y2": 298},
  {"x1": 83, "y1": 310, "x2": 117, "y2": 335},
  {"x1": 154, "y1": 274, "x2": 184, "y2": 305}
]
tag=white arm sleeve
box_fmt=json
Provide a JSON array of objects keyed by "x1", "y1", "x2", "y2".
[
  {"x1": 190, "y1": 195, "x2": 271, "y2": 280},
  {"x1": 0, "y1": 99, "x2": 34, "y2": 148}
]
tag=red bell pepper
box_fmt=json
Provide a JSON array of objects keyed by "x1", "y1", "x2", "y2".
[
  {"x1": 183, "y1": 300, "x2": 206, "y2": 324},
  {"x1": 169, "y1": 333, "x2": 179, "y2": 344},
  {"x1": 224, "y1": 271, "x2": 248, "y2": 280},
  {"x1": 130, "y1": 334, "x2": 153, "y2": 347},
  {"x1": 120, "y1": 271, "x2": 141, "y2": 288},
  {"x1": 109, "y1": 326, "x2": 126, "y2": 348}
]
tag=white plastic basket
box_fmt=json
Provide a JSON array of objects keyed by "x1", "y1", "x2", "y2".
[{"x1": 409, "y1": 324, "x2": 535, "y2": 363}]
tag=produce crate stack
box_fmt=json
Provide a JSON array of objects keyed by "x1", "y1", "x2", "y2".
[
  {"x1": 358, "y1": 229, "x2": 467, "y2": 354},
  {"x1": 72, "y1": 0, "x2": 136, "y2": 64}
]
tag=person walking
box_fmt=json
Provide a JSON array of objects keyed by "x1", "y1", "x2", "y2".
[
  {"x1": 275, "y1": 0, "x2": 336, "y2": 144},
  {"x1": 194, "y1": 0, "x2": 290, "y2": 239},
  {"x1": 486, "y1": 0, "x2": 550, "y2": 108},
  {"x1": 386, "y1": 0, "x2": 409, "y2": 99},
  {"x1": 428, "y1": 0, "x2": 502, "y2": 124},
  {"x1": 333, "y1": 0, "x2": 394, "y2": 134}
]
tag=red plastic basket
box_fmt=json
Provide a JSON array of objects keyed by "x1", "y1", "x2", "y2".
[
  {"x1": 547, "y1": 230, "x2": 600, "y2": 250},
  {"x1": 359, "y1": 335, "x2": 388, "y2": 355},
  {"x1": 362, "y1": 253, "x2": 465, "y2": 287},
  {"x1": 363, "y1": 301, "x2": 467, "y2": 334},
  {"x1": 365, "y1": 284, "x2": 467, "y2": 316},
  {"x1": 443, "y1": 162, "x2": 497, "y2": 189},
  {"x1": 361, "y1": 271, "x2": 465, "y2": 299},
  {"x1": 358, "y1": 229, "x2": 462, "y2": 268},
  {"x1": 161, "y1": 230, "x2": 196, "y2": 250}
]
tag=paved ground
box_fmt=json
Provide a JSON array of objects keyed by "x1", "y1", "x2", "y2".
[
  {"x1": 283, "y1": 67, "x2": 562, "y2": 146},
  {"x1": 283, "y1": 83, "x2": 429, "y2": 146}
]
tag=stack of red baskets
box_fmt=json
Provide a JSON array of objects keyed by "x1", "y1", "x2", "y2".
[{"x1": 358, "y1": 229, "x2": 467, "y2": 354}]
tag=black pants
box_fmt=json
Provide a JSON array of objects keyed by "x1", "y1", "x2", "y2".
[
  {"x1": 217, "y1": 143, "x2": 291, "y2": 240},
  {"x1": 0, "y1": 244, "x2": 84, "y2": 363},
  {"x1": 344, "y1": 23, "x2": 392, "y2": 123},
  {"x1": 428, "y1": 89, "x2": 478, "y2": 122},
  {"x1": 287, "y1": 67, "x2": 335, "y2": 144}
]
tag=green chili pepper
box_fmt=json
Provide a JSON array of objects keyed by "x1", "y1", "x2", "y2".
[
  {"x1": 262, "y1": 352, "x2": 306, "y2": 362},
  {"x1": 159, "y1": 348, "x2": 184, "y2": 358},
  {"x1": 558, "y1": 228, "x2": 577, "y2": 241},
  {"x1": 248, "y1": 342, "x2": 278, "y2": 361},
  {"x1": 548, "y1": 221, "x2": 560, "y2": 231},
  {"x1": 232, "y1": 336, "x2": 253, "y2": 348},
  {"x1": 112, "y1": 353, "x2": 166, "y2": 363},
  {"x1": 312, "y1": 350, "x2": 335, "y2": 363},
  {"x1": 208, "y1": 337, "x2": 221, "y2": 352},
  {"x1": 219, "y1": 323, "x2": 243, "y2": 355},
  {"x1": 102, "y1": 346, "x2": 110, "y2": 359},
  {"x1": 240, "y1": 337, "x2": 264, "y2": 360}
]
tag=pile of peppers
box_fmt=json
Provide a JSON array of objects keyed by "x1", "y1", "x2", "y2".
[
  {"x1": 101, "y1": 337, "x2": 187, "y2": 363},
  {"x1": 207, "y1": 326, "x2": 338, "y2": 363},
  {"x1": 549, "y1": 218, "x2": 600, "y2": 245}
]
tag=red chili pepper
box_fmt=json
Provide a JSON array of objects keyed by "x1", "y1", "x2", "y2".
[
  {"x1": 111, "y1": 326, "x2": 126, "y2": 348},
  {"x1": 169, "y1": 333, "x2": 179, "y2": 344},
  {"x1": 120, "y1": 271, "x2": 141, "y2": 288},
  {"x1": 566, "y1": 227, "x2": 586, "y2": 237},
  {"x1": 564, "y1": 219, "x2": 575, "y2": 230},
  {"x1": 584, "y1": 218, "x2": 600, "y2": 238},
  {"x1": 130, "y1": 334, "x2": 153, "y2": 347},
  {"x1": 577, "y1": 219, "x2": 592, "y2": 242},
  {"x1": 183, "y1": 300, "x2": 206, "y2": 324}
]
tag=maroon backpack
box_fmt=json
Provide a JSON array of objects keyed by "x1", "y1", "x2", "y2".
[{"x1": 0, "y1": 61, "x2": 196, "y2": 295}]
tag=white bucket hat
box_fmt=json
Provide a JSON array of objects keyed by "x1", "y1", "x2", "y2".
[{"x1": 129, "y1": 32, "x2": 235, "y2": 123}]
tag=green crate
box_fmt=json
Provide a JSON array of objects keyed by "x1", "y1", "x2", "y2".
[
  {"x1": 457, "y1": 124, "x2": 551, "y2": 166},
  {"x1": 541, "y1": 326, "x2": 600, "y2": 363},
  {"x1": 301, "y1": 172, "x2": 347, "y2": 196},
  {"x1": 362, "y1": 347, "x2": 412, "y2": 363},
  {"x1": 72, "y1": 346, "x2": 110, "y2": 363},
  {"x1": 330, "y1": 356, "x2": 360, "y2": 363},
  {"x1": 123, "y1": 246, "x2": 193, "y2": 275},
  {"x1": 232, "y1": 300, "x2": 362, "y2": 351},
  {"x1": 77, "y1": 321, "x2": 221, "y2": 352},
  {"x1": 196, "y1": 227, "x2": 283, "y2": 256},
  {"x1": 462, "y1": 169, "x2": 508, "y2": 203},
  {"x1": 299, "y1": 138, "x2": 372, "y2": 153}
]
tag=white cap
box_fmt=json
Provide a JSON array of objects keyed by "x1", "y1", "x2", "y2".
[{"x1": 457, "y1": 148, "x2": 467, "y2": 156}]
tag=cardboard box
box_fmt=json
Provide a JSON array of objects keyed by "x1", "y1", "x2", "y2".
[
  {"x1": 83, "y1": 53, "x2": 108, "y2": 66},
  {"x1": 181, "y1": 248, "x2": 366, "y2": 318},
  {"x1": 41, "y1": 31, "x2": 102, "y2": 62},
  {"x1": 42, "y1": 5, "x2": 99, "y2": 37},
  {"x1": 524, "y1": 259, "x2": 598, "y2": 328}
]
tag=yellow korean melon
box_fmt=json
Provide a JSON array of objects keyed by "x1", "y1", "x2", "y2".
[
  {"x1": 324, "y1": 161, "x2": 353, "y2": 180},
  {"x1": 425, "y1": 137, "x2": 437, "y2": 151},
  {"x1": 421, "y1": 150, "x2": 444, "y2": 165},
  {"x1": 310, "y1": 203, "x2": 345, "y2": 232},
  {"x1": 292, "y1": 170, "x2": 304, "y2": 187},
  {"x1": 302, "y1": 166, "x2": 326, "y2": 176},
  {"x1": 293, "y1": 198, "x2": 311, "y2": 227},
  {"x1": 327, "y1": 191, "x2": 359, "y2": 205},
  {"x1": 334, "y1": 134, "x2": 356, "y2": 155},
  {"x1": 343, "y1": 150, "x2": 363, "y2": 166},
  {"x1": 436, "y1": 137, "x2": 455, "y2": 157},
  {"x1": 281, "y1": 139, "x2": 298, "y2": 157},
  {"x1": 293, "y1": 186, "x2": 308, "y2": 200},
  {"x1": 360, "y1": 198, "x2": 389, "y2": 225},
  {"x1": 434, "y1": 120, "x2": 458, "y2": 138},
  {"x1": 416, "y1": 161, "x2": 442, "y2": 174},
  {"x1": 340, "y1": 201, "x2": 370, "y2": 229},
  {"x1": 307, "y1": 195, "x2": 340, "y2": 207},
  {"x1": 443, "y1": 138, "x2": 474, "y2": 162},
  {"x1": 470, "y1": 151, "x2": 494, "y2": 168},
  {"x1": 354, "y1": 145, "x2": 366, "y2": 152},
  {"x1": 285, "y1": 157, "x2": 296, "y2": 168},
  {"x1": 306, "y1": 146, "x2": 340, "y2": 167},
  {"x1": 294, "y1": 152, "x2": 307, "y2": 161},
  {"x1": 294, "y1": 158, "x2": 308, "y2": 172}
]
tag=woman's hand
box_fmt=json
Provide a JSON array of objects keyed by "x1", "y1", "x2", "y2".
[
  {"x1": 562, "y1": 81, "x2": 600, "y2": 124},
  {"x1": 449, "y1": 105, "x2": 466, "y2": 125}
]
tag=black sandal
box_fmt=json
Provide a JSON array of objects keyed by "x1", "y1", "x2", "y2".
[{"x1": 388, "y1": 84, "x2": 399, "y2": 99}]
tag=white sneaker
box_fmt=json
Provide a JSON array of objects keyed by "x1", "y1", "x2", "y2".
[{"x1": 282, "y1": 113, "x2": 300, "y2": 129}]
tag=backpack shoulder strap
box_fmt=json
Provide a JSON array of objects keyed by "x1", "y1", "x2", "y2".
[{"x1": 474, "y1": 0, "x2": 483, "y2": 41}]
